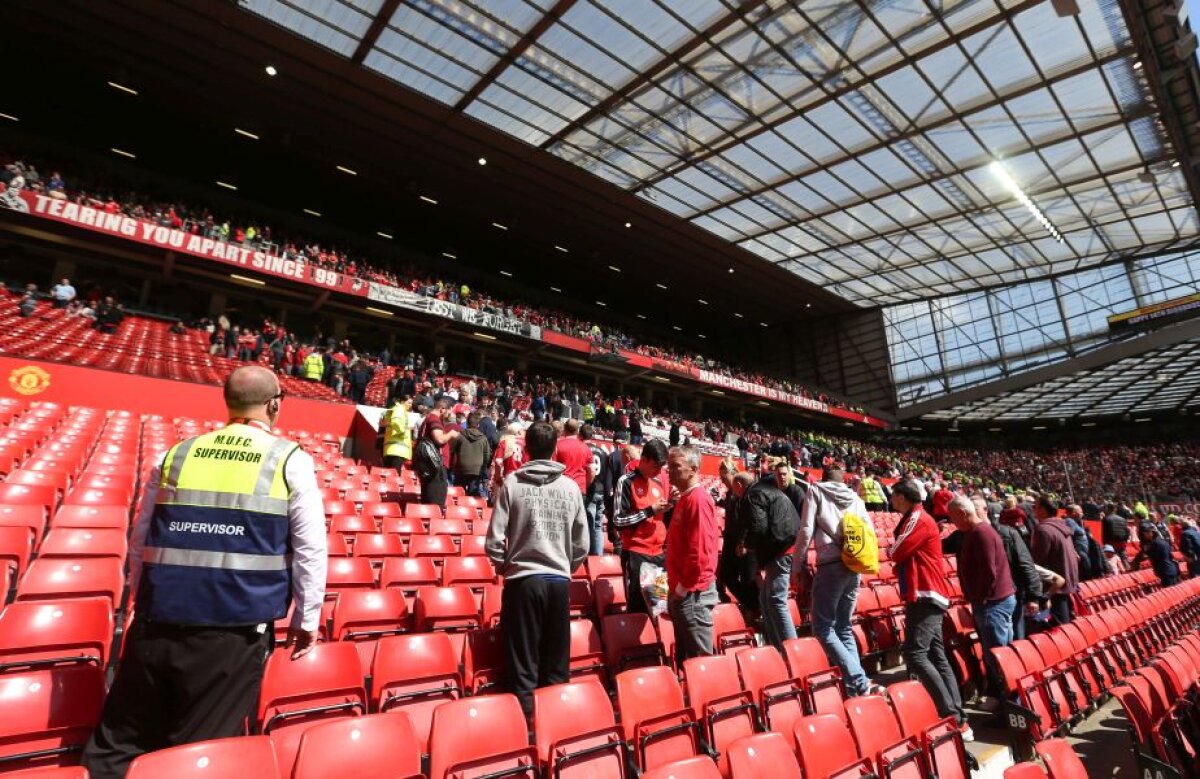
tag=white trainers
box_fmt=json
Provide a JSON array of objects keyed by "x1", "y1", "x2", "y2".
[{"x1": 960, "y1": 724, "x2": 975, "y2": 743}]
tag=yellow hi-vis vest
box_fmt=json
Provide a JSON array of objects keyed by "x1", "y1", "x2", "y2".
[
  {"x1": 303, "y1": 353, "x2": 325, "y2": 380},
  {"x1": 383, "y1": 405, "x2": 413, "y2": 459},
  {"x1": 140, "y1": 423, "x2": 298, "y2": 626},
  {"x1": 859, "y1": 477, "x2": 885, "y2": 505}
]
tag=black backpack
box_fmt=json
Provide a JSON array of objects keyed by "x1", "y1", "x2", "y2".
[
  {"x1": 413, "y1": 438, "x2": 443, "y2": 480},
  {"x1": 1083, "y1": 533, "x2": 1105, "y2": 580}
]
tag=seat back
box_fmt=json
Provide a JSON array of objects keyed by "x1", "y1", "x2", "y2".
[
  {"x1": 1003, "y1": 764, "x2": 1048, "y2": 778},
  {"x1": 257, "y1": 642, "x2": 368, "y2": 733},
  {"x1": 640, "y1": 757, "x2": 723, "y2": 779},
  {"x1": 371, "y1": 632, "x2": 461, "y2": 751},
  {"x1": 292, "y1": 711, "x2": 422, "y2": 779},
  {"x1": 0, "y1": 665, "x2": 105, "y2": 770},
  {"x1": 793, "y1": 714, "x2": 867, "y2": 779},
  {"x1": 602, "y1": 613, "x2": 664, "y2": 671},
  {"x1": 615, "y1": 665, "x2": 697, "y2": 769},
  {"x1": 845, "y1": 695, "x2": 905, "y2": 766},
  {"x1": 727, "y1": 731, "x2": 802, "y2": 779},
  {"x1": 413, "y1": 586, "x2": 480, "y2": 633},
  {"x1": 533, "y1": 680, "x2": 624, "y2": 778},
  {"x1": 126, "y1": 736, "x2": 279, "y2": 779},
  {"x1": 0, "y1": 596, "x2": 114, "y2": 670},
  {"x1": 1035, "y1": 738, "x2": 1088, "y2": 779},
  {"x1": 427, "y1": 694, "x2": 536, "y2": 779}
]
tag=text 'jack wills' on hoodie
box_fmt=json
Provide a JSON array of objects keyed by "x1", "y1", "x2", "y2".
[{"x1": 485, "y1": 459, "x2": 589, "y2": 581}]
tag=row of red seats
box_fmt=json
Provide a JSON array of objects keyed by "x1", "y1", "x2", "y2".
[
  {"x1": 1111, "y1": 627, "x2": 1200, "y2": 774},
  {"x1": 992, "y1": 578, "x2": 1200, "y2": 752}
]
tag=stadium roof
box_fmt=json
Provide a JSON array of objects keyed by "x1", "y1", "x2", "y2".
[{"x1": 238, "y1": 0, "x2": 1200, "y2": 306}]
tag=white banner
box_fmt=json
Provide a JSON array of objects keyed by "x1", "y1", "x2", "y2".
[{"x1": 366, "y1": 283, "x2": 541, "y2": 340}]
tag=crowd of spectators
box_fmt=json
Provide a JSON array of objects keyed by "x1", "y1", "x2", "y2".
[{"x1": 0, "y1": 155, "x2": 860, "y2": 412}]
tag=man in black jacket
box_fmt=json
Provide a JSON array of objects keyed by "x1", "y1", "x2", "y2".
[
  {"x1": 718, "y1": 473, "x2": 759, "y2": 612},
  {"x1": 981, "y1": 497, "x2": 1041, "y2": 641},
  {"x1": 739, "y1": 465, "x2": 801, "y2": 650},
  {"x1": 1100, "y1": 503, "x2": 1131, "y2": 567}
]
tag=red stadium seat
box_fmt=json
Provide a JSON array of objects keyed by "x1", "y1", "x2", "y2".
[
  {"x1": 427, "y1": 694, "x2": 538, "y2": 779},
  {"x1": 324, "y1": 557, "x2": 376, "y2": 599},
  {"x1": 0, "y1": 504, "x2": 49, "y2": 547},
  {"x1": 712, "y1": 604, "x2": 756, "y2": 654},
  {"x1": 727, "y1": 731, "x2": 802, "y2": 779},
  {"x1": 568, "y1": 619, "x2": 606, "y2": 685},
  {"x1": 292, "y1": 711, "x2": 423, "y2": 779},
  {"x1": 434, "y1": 513, "x2": 472, "y2": 532},
  {"x1": 50, "y1": 505, "x2": 128, "y2": 530},
  {"x1": 887, "y1": 681, "x2": 969, "y2": 779},
  {"x1": 615, "y1": 665, "x2": 699, "y2": 771},
  {"x1": 62, "y1": 488, "x2": 127, "y2": 508},
  {"x1": 352, "y1": 533, "x2": 406, "y2": 564},
  {"x1": 735, "y1": 647, "x2": 808, "y2": 745},
  {"x1": 413, "y1": 586, "x2": 480, "y2": 633},
  {"x1": 38, "y1": 528, "x2": 127, "y2": 561},
  {"x1": 640, "y1": 757, "x2": 723, "y2": 779},
  {"x1": 0, "y1": 524, "x2": 33, "y2": 578},
  {"x1": 845, "y1": 694, "x2": 927, "y2": 778},
  {"x1": 533, "y1": 680, "x2": 626, "y2": 778},
  {"x1": 16, "y1": 558, "x2": 124, "y2": 606},
  {"x1": 1035, "y1": 739, "x2": 1088, "y2": 779},
  {"x1": 0, "y1": 665, "x2": 105, "y2": 771},
  {"x1": 360, "y1": 501, "x2": 403, "y2": 520},
  {"x1": 380, "y1": 516, "x2": 424, "y2": 538},
  {"x1": 325, "y1": 533, "x2": 350, "y2": 557},
  {"x1": 407, "y1": 534, "x2": 456, "y2": 560},
  {"x1": 0, "y1": 597, "x2": 114, "y2": 671},
  {"x1": 405, "y1": 504, "x2": 441, "y2": 522},
  {"x1": 441, "y1": 555, "x2": 496, "y2": 587},
  {"x1": 328, "y1": 515, "x2": 377, "y2": 540},
  {"x1": 682, "y1": 654, "x2": 757, "y2": 776},
  {"x1": 126, "y1": 736, "x2": 278, "y2": 779},
  {"x1": 258, "y1": 642, "x2": 368, "y2": 775},
  {"x1": 380, "y1": 557, "x2": 439, "y2": 608},
  {"x1": 602, "y1": 613, "x2": 666, "y2": 671},
  {"x1": 793, "y1": 714, "x2": 874, "y2": 779},
  {"x1": 1004, "y1": 764, "x2": 1047, "y2": 778},
  {"x1": 372, "y1": 632, "x2": 462, "y2": 751},
  {"x1": 330, "y1": 589, "x2": 410, "y2": 675},
  {"x1": 0, "y1": 485, "x2": 57, "y2": 522},
  {"x1": 463, "y1": 626, "x2": 506, "y2": 694}
]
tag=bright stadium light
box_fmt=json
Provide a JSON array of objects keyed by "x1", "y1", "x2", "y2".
[
  {"x1": 989, "y1": 161, "x2": 1064, "y2": 243},
  {"x1": 0, "y1": 113, "x2": 18, "y2": 122},
  {"x1": 234, "y1": 128, "x2": 260, "y2": 140},
  {"x1": 110, "y1": 148, "x2": 136, "y2": 159},
  {"x1": 265, "y1": 65, "x2": 278, "y2": 76},
  {"x1": 107, "y1": 81, "x2": 138, "y2": 95}
]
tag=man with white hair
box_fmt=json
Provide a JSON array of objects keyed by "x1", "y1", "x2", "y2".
[
  {"x1": 665, "y1": 445, "x2": 720, "y2": 661},
  {"x1": 948, "y1": 495, "x2": 1015, "y2": 703}
]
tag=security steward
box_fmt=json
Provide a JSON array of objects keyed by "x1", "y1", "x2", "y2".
[
  {"x1": 379, "y1": 394, "x2": 414, "y2": 470},
  {"x1": 858, "y1": 468, "x2": 888, "y2": 512},
  {"x1": 82, "y1": 366, "x2": 327, "y2": 779}
]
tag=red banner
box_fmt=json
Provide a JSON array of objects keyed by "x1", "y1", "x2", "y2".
[
  {"x1": 17, "y1": 192, "x2": 366, "y2": 296},
  {"x1": 0, "y1": 355, "x2": 357, "y2": 436}
]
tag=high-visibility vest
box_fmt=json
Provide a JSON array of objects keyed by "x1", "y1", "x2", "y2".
[
  {"x1": 139, "y1": 423, "x2": 298, "y2": 626},
  {"x1": 303, "y1": 353, "x2": 324, "y2": 380},
  {"x1": 382, "y1": 404, "x2": 413, "y2": 459},
  {"x1": 859, "y1": 477, "x2": 885, "y2": 505}
]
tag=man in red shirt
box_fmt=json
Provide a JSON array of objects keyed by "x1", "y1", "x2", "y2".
[
  {"x1": 612, "y1": 439, "x2": 671, "y2": 614},
  {"x1": 665, "y1": 445, "x2": 720, "y2": 662},
  {"x1": 890, "y1": 480, "x2": 971, "y2": 741},
  {"x1": 552, "y1": 419, "x2": 592, "y2": 496},
  {"x1": 417, "y1": 399, "x2": 459, "y2": 509}
]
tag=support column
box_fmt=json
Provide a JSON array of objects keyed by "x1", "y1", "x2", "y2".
[{"x1": 138, "y1": 278, "x2": 152, "y2": 308}]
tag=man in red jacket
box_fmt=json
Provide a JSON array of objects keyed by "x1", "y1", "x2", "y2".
[
  {"x1": 890, "y1": 480, "x2": 972, "y2": 741},
  {"x1": 665, "y1": 445, "x2": 719, "y2": 661}
]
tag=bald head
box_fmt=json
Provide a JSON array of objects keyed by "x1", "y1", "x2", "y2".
[
  {"x1": 224, "y1": 366, "x2": 280, "y2": 419},
  {"x1": 564, "y1": 418, "x2": 581, "y2": 434},
  {"x1": 947, "y1": 495, "x2": 978, "y2": 531}
]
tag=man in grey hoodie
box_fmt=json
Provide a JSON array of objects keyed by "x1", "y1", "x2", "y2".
[
  {"x1": 486, "y1": 421, "x2": 589, "y2": 718},
  {"x1": 792, "y1": 467, "x2": 878, "y2": 697}
]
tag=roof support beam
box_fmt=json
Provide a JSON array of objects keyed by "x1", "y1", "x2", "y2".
[
  {"x1": 538, "y1": 0, "x2": 768, "y2": 149},
  {"x1": 453, "y1": 0, "x2": 578, "y2": 113},
  {"x1": 352, "y1": 0, "x2": 403, "y2": 65}
]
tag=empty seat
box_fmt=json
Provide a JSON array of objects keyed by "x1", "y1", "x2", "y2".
[
  {"x1": 38, "y1": 528, "x2": 127, "y2": 561},
  {"x1": 568, "y1": 619, "x2": 606, "y2": 685},
  {"x1": 682, "y1": 654, "x2": 757, "y2": 776},
  {"x1": 257, "y1": 642, "x2": 368, "y2": 775},
  {"x1": 427, "y1": 694, "x2": 537, "y2": 779},
  {"x1": 324, "y1": 557, "x2": 376, "y2": 599},
  {"x1": 330, "y1": 589, "x2": 410, "y2": 675},
  {"x1": 735, "y1": 647, "x2": 807, "y2": 745},
  {"x1": 16, "y1": 558, "x2": 124, "y2": 606},
  {"x1": 50, "y1": 505, "x2": 128, "y2": 530},
  {"x1": 371, "y1": 632, "x2": 462, "y2": 751},
  {"x1": 441, "y1": 555, "x2": 496, "y2": 587},
  {"x1": 0, "y1": 525, "x2": 33, "y2": 578},
  {"x1": 712, "y1": 605, "x2": 756, "y2": 654},
  {"x1": 126, "y1": 735, "x2": 278, "y2": 779},
  {"x1": 0, "y1": 597, "x2": 114, "y2": 671},
  {"x1": 793, "y1": 714, "x2": 874, "y2": 779},
  {"x1": 615, "y1": 665, "x2": 699, "y2": 771},
  {"x1": 887, "y1": 681, "x2": 969, "y2": 779},
  {"x1": 0, "y1": 665, "x2": 105, "y2": 770},
  {"x1": 1035, "y1": 739, "x2": 1088, "y2": 779},
  {"x1": 845, "y1": 694, "x2": 927, "y2": 778},
  {"x1": 727, "y1": 731, "x2": 802, "y2": 779},
  {"x1": 413, "y1": 586, "x2": 480, "y2": 634},
  {"x1": 0, "y1": 504, "x2": 48, "y2": 547},
  {"x1": 351, "y1": 533, "x2": 405, "y2": 564},
  {"x1": 463, "y1": 626, "x2": 505, "y2": 694},
  {"x1": 292, "y1": 711, "x2": 423, "y2": 779},
  {"x1": 408, "y1": 535, "x2": 457, "y2": 559},
  {"x1": 602, "y1": 613, "x2": 666, "y2": 671},
  {"x1": 533, "y1": 680, "x2": 626, "y2": 778},
  {"x1": 380, "y1": 557, "x2": 439, "y2": 606},
  {"x1": 640, "y1": 756, "x2": 723, "y2": 779},
  {"x1": 1004, "y1": 764, "x2": 1048, "y2": 778}
]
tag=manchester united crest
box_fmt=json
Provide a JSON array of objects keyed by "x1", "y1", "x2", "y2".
[{"x1": 8, "y1": 365, "x2": 50, "y2": 396}]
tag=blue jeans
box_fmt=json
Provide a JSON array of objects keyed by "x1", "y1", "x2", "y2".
[
  {"x1": 972, "y1": 595, "x2": 1016, "y2": 698},
  {"x1": 811, "y1": 562, "x2": 868, "y2": 695},
  {"x1": 585, "y1": 493, "x2": 606, "y2": 556},
  {"x1": 760, "y1": 554, "x2": 797, "y2": 650}
]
